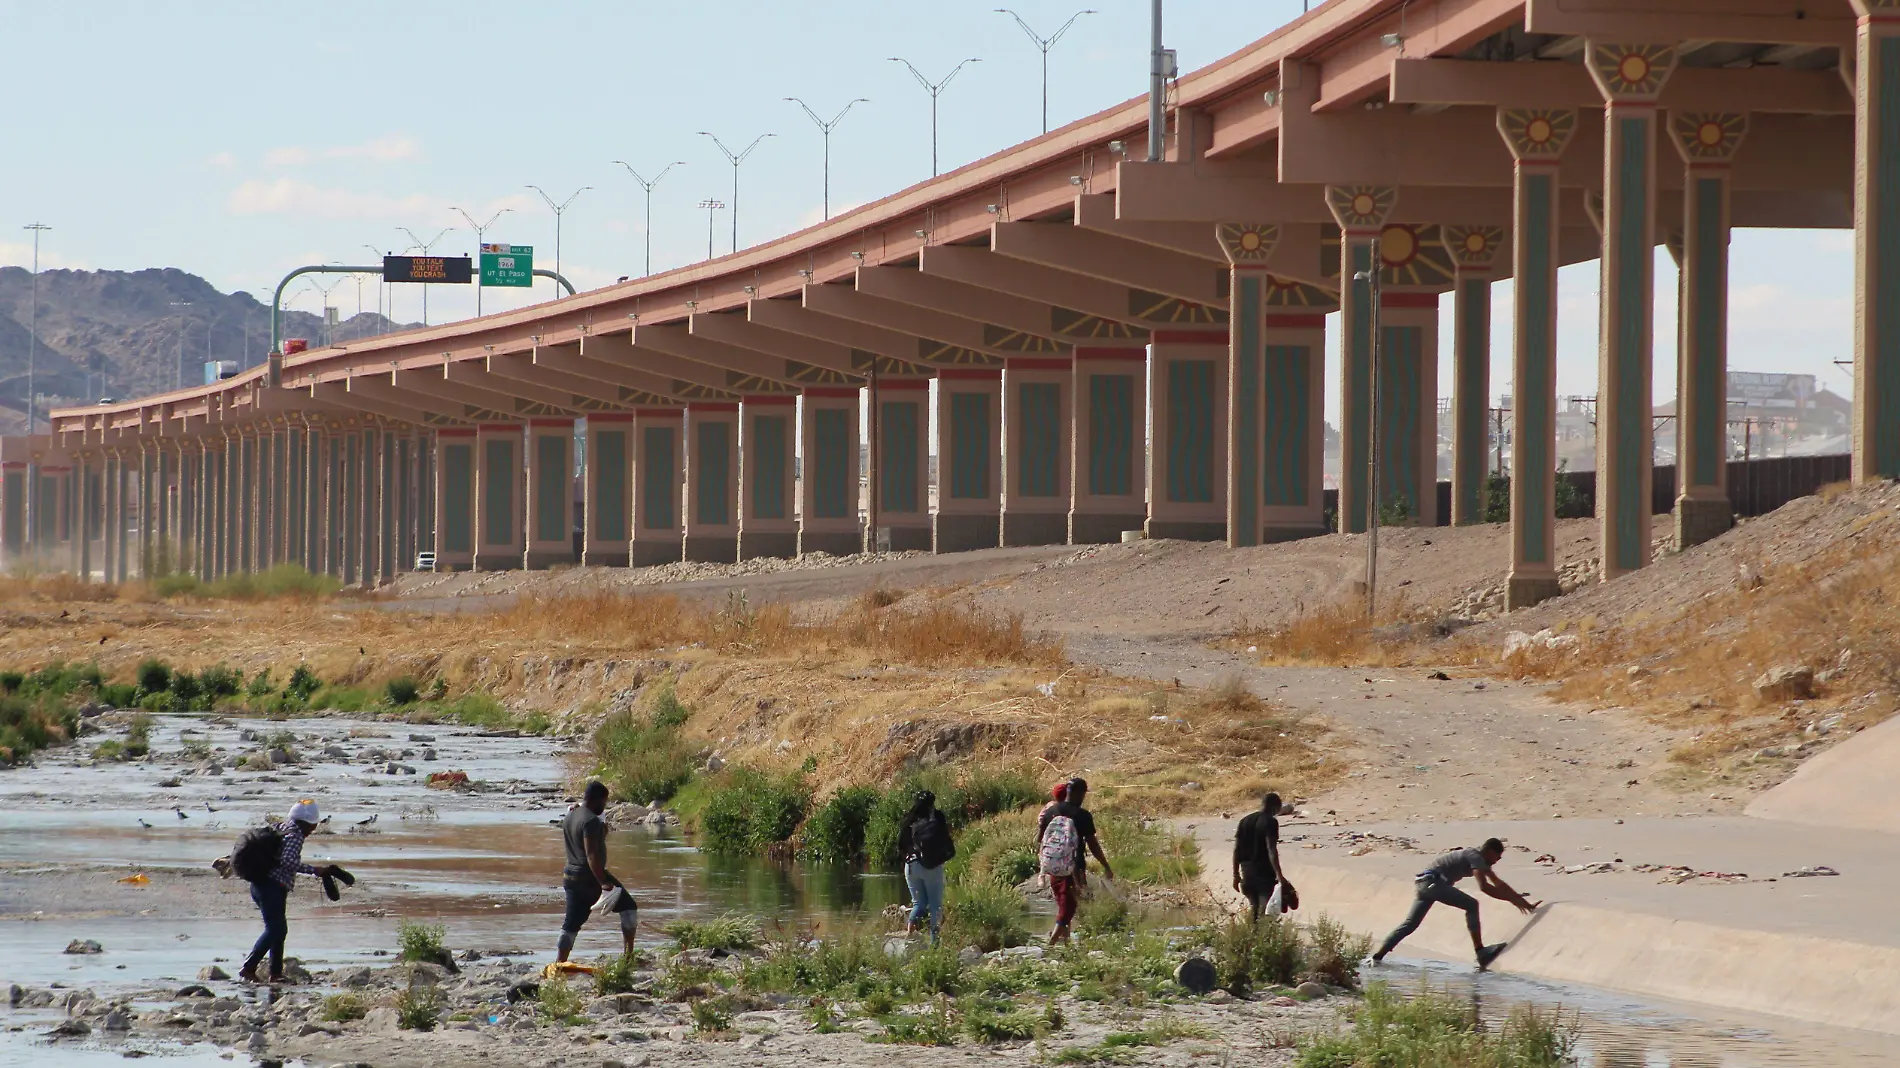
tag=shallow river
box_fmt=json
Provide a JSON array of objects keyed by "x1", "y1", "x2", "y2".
[{"x1": 2, "y1": 713, "x2": 1895, "y2": 1066}]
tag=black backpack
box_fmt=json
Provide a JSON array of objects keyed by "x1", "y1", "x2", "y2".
[
  {"x1": 231, "y1": 825, "x2": 283, "y2": 884},
  {"x1": 911, "y1": 816, "x2": 955, "y2": 869}
]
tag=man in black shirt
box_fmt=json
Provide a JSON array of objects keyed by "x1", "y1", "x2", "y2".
[
  {"x1": 1035, "y1": 777, "x2": 1114, "y2": 945},
  {"x1": 1232, "y1": 792, "x2": 1296, "y2": 922},
  {"x1": 557, "y1": 781, "x2": 630, "y2": 962}
]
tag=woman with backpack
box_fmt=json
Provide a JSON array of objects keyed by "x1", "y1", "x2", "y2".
[{"x1": 897, "y1": 791, "x2": 955, "y2": 943}]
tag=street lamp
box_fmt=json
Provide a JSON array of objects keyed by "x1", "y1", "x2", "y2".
[
  {"x1": 362, "y1": 244, "x2": 389, "y2": 331},
  {"x1": 525, "y1": 185, "x2": 590, "y2": 299},
  {"x1": 397, "y1": 227, "x2": 454, "y2": 325},
  {"x1": 310, "y1": 272, "x2": 348, "y2": 347},
  {"x1": 21, "y1": 223, "x2": 50, "y2": 434},
  {"x1": 168, "y1": 301, "x2": 195, "y2": 389},
  {"x1": 784, "y1": 98, "x2": 868, "y2": 221},
  {"x1": 994, "y1": 9, "x2": 1096, "y2": 134},
  {"x1": 696, "y1": 133, "x2": 774, "y2": 254},
  {"x1": 451, "y1": 206, "x2": 513, "y2": 316},
  {"x1": 1353, "y1": 237, "x2": 1385, "y2": 618},
  {"x1": 888, "y1": 57, "x2": 981, "y2": 177},
  {"x1": 611, "y1": 161, "x2": 686, "y2": 276},
  {"x1": 698, "y1": 199, "x2": 726, "y2": 261}
]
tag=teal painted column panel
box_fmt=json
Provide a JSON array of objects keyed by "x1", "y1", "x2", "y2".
[
  {"x1": 1519, "y1": 170, "x2": 1556, "y2": 570},
  {"x1": 812, "y1": 409, "x2": 851, "y2": 519},
  {"x1": 1166, "y1": 360, "x2": 1215, "y2": 503},
  {"x1": 1, "y1": 470, "x2": 22, "y2": 554},
  {"x1": 642, "y1": 426, "x2": 677, "y2": 529},
  {"x1": 1378, "y1": 326, "x2": 1423, "y2": 519},
  {"x1": 1604, "y1": 110, "x2": 1654, "y2": 576},
  {"x1": 1452, "y1": 276, "x2": 1491, "y2": 525},
  {"x1": 482, "y1": 438, "x2": 513, "y2": 546},
  {"x1": 534, "y1": 434, "x2": 567, "y2": 543},
  {"x1": 1261, "y1": 344, "x2": 1311, "y2": 508},
  {"x1": 694, "y1": 419, "x2": 731, "y2": 526},
  {"x1": 948, "y1": 392, "x2": 991, "y2": 500},
  {"x1": 881, "y1": 400, "x2": 920, "y2": 514},
  {"x1": 1687, "y1": 175, "x2": 1727, "y2": 489},
  {"x1": 1857, "y1": 30, "x2": 1900, "y2": 480},
  {"x1": 751, "y1": 414, "x2": 788, "y2": 520},
  {"x1": 1341, "y1": 242, "x2": 1375, "y2": 533},
  {"x1": 1088, "y1": 374, "x2": 1134, "y2": 497},
  {"x1": 1018, "y1": 382, "x2": 1061, "y2": 497},
  {"x1": 1229, "y1": 272, "x2": 1262, "y2": 546},
  {"x1": 594, "y1": 431, "x2": 628, "y2": 542}
]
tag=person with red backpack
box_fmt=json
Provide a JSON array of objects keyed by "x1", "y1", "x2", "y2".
[
  {"x1": 1036, "y1": 777, "x2": 1113, "y2": 945},
  {"x1": 233, "y1": 800, "x2": 344, "y2": 984}
]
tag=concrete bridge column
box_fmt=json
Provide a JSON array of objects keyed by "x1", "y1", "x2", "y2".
[
  {"x1": 797, "y1": 388, "x2": 862, "y2": 557},
  {"x1": 1499, "y1": 107, "x2": 1579, "y2": 608},
  {"x1": 135, "y1": 445, "x2": 152, "y2": 578},
  {"x1": 1220, "y1": 223, "x2": 1281, "y2": 548},
  {"x1": 78, "y1": 456, "x2": 95, "y2": 582},
  {"x1": 377, "y1": 426, "x2": 397, "y2": 584},
  {"x1": 525, "y1": 419, "x2": 577, "y2": 570},
  {"x1": 1670, "y1": 112, "x2": 1748, "y2": 547},
  {"x1": 153, "y1": 446, "x2": 171, "y2": 574},
  {"x1": 934, "y1": 370, "x2": 1003, "y2": 552},
  {"x1": 1443, "y1": 227, "x2": 1505, "y2": 526},
  {"x1": 94, "y1": 454, "x2": 111, "y2": 583},
  {"x1": 1378, "y1": 291, "x2": 1442, "y2": 528},
  {"x1": 738, "y1": 397, "x2": 798, "y2": 560},
  {"x1": 870, "y1": 379, "x2": 933, "y2": 551},
  {"x1": 1259, "y1": 307, "x2": 1330, "y2": 542},
  {"x1": 394, "y1": 432, "x2": 413, "y2": 575},
  {"x1": 114, "y1": 450, "x2": 131, "y2": 584},
  {"x1": 286, "y1": 425, "x2": 305, "y2": 569},
  {"x1": 243, "y1": 430, "x2": 261, "y2": 575},
  {"x1": 1326, "y1": 185, "x2": 1398, "y2": 534},
  {"x1": 171, "y1": 450, "x2": 189, "y2": 580},
  {"x1": 1002, "y1": 358, "x2": 1072, "y2": 547},
  {"x1": 472, "y1": 423, "x2": 523, "y2": 573},
  {"x1": 1068, "y1": 348, "x2": 1147, "y2": 543},
  {"x1": 222, "y1": 431, "x2": 240, "y2": 578},
  {"x1": 434, "y1": 429, "x2": 477, "y2": 571},
  {"x1": 264, "y1": 425, "x2": 282, "y2": 568},
  {"x1": 583, "y1": 415, "x2": 633, "y2": 567},
  {"x1": 195, "y1": 441, "x2": 213, "y2": 579},
  {"x1": 308, "y1": 425, "x2": 331, "y2": 576},
  {"x1": 1146, "y1": 329, "x2": 1229, "y2": 541},
  {"x1": 1588, "y1": 42, "x2": 1677, "y2": 580},
  {"x1": 334, "y1": 427, "x2": 355, "y2": 585},
  {"x1": 683, "y1": 404, "x2": 739, "y2": 563},
  {"x1": 630, "y1": 408, "x2": 685, "y2": 566},
  {"x1": 1852, "y1": 0, "x2": 1900, "y2": 480},
  {"x1": 0, "y1": 460, "x2": 23, "y2": 566},
  {"x1": 418, "y1": 430, "x2": 436, "y2": 564}
]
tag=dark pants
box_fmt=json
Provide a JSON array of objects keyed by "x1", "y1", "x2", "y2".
[
  {"x1": 1377, "y1": 875, "x2": 1480, "y2": 957},
  {"x1": 244, "y1": 880, "x2": 290, "y2": 977},
  {"x1": 562, "y1": 873, "x2": 602, "y2": 934},
  {"x1": 1240, "y1": 861, "x2": 1278, "y2": 919}
]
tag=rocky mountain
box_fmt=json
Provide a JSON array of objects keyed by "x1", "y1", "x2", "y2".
[{"x1": 0, "y1": 267, "x2": 417, "y2": 434}]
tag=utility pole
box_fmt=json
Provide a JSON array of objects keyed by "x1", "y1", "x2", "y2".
[
  {"x1": 994, "y1": 9, "x2": 1096, "y2": 134},
  {"x1": 785, "y1": 98, "x2": 868, "y2": 220},
  {"x1": 889, "y1": 58, "x2": 980, "y2": 177},
  {"x1": 451, "y1": 206, "x2": 513, "y2": 317},
  {"x1": 397, "y1": 227, "x2": 454, "y2": 325},
  {"x1": 1353, "y1": 237, "x2": 1385, "y2": 618},
  {"x1": 168, "y1": 301, "x2": 194, "y2": 389},
  {"x1": 21, "y1": 224, "x2": 49, "y2": 434},
  {"x1": 696, "y1": 133, "x2": 774, "y2": 253},
  {"x1": 698, "y1": 199, "x2": 726, "y2": 261},
  {"x1": 526, "y1": 185, "x2": 590, "y2": 299},
  {"x1": 1147, "y1": 0, "x2": 1168, "y2": 162},
  {"x1": 611, "y1": 160, "x2": 685, "y2": 276}
]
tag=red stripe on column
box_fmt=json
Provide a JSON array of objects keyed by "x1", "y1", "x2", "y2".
[
  {"x1": 437, "y1": 428, "x2": 477, "y2": 438},
  {"x1": 1006, "y1": 358, "x2": 1072, "y2": 371},
  {"x1": 686, "y1": 402, "x2": 739, "y2": 413},
  {"x1": 802, "y1": 387, "x2": 860, "y2": 398},
  {"x1": 476, "y1": 423, "x2": 522, "y2": 433},
  {"x1": 588, "y1": 413, "x2": 634, "y2": 423},
  {"x1": 635, "y1": 408, "x2": 684, "y2": 418},
  {"x1": 875, "y1": 379, "x2": 931, "y2": 391},
  {"x1": 528, "y1": 419, "x2": 575, "y2": 428},
  {"x1": 741, "y1": 395, "x2": 798, "y2": 406},
  {"x1": 1151, "y1": 330, "x2": 1229, "y2": 344},
  {"x1": 938, "y1": 368, "x2": 1002, "y2": 380},
  {"x1": 1381, "y1": 292, "x2": 1440, "y2": 309},
  {"x1": 1264, "y1": 314, "x2": 1327, "y2": 329},
  {"x1": 1074, "y1": 347, "x2": 1147, "y2": 361}
]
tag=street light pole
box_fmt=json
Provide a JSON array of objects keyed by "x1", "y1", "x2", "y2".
[
  {"x1": 611, "y1": 161, "x2": 686, "y2": 276},
  {"x1": 1353, "y1": 237, "x2": 1385, "y2": 618},
  {"x1": 696, "y1": 133, "x2": 775, "y2": 253},
  {"x1": 168, "y1": 301, "x2": 194, "y2": 390},
  {"x1": 994, "y1": 9, "x2": 1096, "y2": 134},
  {"x1": 397, "y1": 227, "x2": 454, "y2": 325},
  {"x1": 888, "y1": 58, "x2": 981, "y2": 177},
  {"x1": 362, "y1": 244, "x2": 388, "y2": 332},
  {"x1": 525, "y1": 185, "x2": 590, "y2": 300},
  {"x1": 784, "y1": 98, "x2": 868, "y2": 220},
  {"x1": 451, "y1": 206, "x2": 513, "y2": 317},
  {"x1": 698, "y1": 199, "x2": 726, "y2": 261},
  {"x1": 21, "y1": 223, "x2": 50, "y2": 435}
]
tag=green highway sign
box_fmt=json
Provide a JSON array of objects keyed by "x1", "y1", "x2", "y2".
[{"x1": 480, "y1": 243, "x2": 534, "y2": 288}]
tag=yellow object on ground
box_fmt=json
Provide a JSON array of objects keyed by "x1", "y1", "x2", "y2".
[
  {"x1": 540, "y1": 961, "x2": 596, "y2": 979},
  {"x1": 117, "y1": 873, "x2": 149, "y2": 885}
]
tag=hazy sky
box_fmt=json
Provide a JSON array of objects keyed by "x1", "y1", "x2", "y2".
[{"x1": 0, "y1": 1, "x2": 1857, "y2": 417}]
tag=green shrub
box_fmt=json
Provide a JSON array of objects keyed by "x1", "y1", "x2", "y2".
[
  {"x1": 0, "y1": 672, "x2": 23, "y2": 693},
  {"x1": 197, "y1": 664, "x2": 243, "y2": 700},
  {"x1": 1075, "y1": 896, "x2": 1134, "y2": 938},
  {"x1": 1303, "y1": 914, "x2": 1371, "y2": 989},
  {"x1": 662, "y1": 914, "x2": 758, "y2": 952},
  {"x1": 801, "y1": 785, "x2": 882, "y2": 862},
  {"x1": 285, "y1": 665, "x2": 321, "y2": 702},
  {"x1": 690, "y1": 996, "x2": 732, "y2": 1033},
  {"x1": 136, "y1": 692, "x2": 177, "y2": 715},
  {"x1": 699, "y1": 767, "x2": 809, "y2": 855},
  {"x1": 394, "y1": 986, "x2": 441, "y2": 1031},
  {"x1": 308, "y1": 686, "x2": 371, "y2": 713},
  {"x1": 964, "y1": 1004, "x2": 1041, "y2": 1043},
  {"x1": 1296, "y1": 982, "x2": 1573, "y2": 1068},
  {"x1": 878, "y1": 996, "x2": 956, "y2": 1046},
  {"x1": 92, "y1": 739, "x2": 125, "y2": 761},
  {"x1": 96, "y1": 682, "x2": 137, "y2": 708},
  {"x1": 320, "y1": 992, "x2": 368, "y2": 1022},
  {"x1": 536, "y1": 979, "x2": 586, "y2": 1026},
  {"x1": 0, "y1": 691, "x2": 80, "y2": 764},
  {"x1": 438, "y1": 691, "x2": 509, "y2": 728},
  {"x1": 1211, "y1": 915, "x2": 1303, "y2": 993},
  {"x1": 123, "y1": 713, "x2": 154, "y2": 758},
  {"x1": 595, "y1": 952, "x2": 641, "y2": 996},
  {"x1": 909, "y1": 944, "x2": 962, "y2": 995},
  {"x1": 246, "y1": 669, "x2": 275, "y2": 699},
  {"x1": 135, "y1": 659, "x2": 172, "y2": 695},
  {"x1": 396, "y1": 920, "x2": 447, "y2": 963},
  {"x1": 865, "y1": 767, "x2": 1041, "y2": 869},
  {"x1": 384, "y1": 677, "x2": 421, "y2": 707},
  {"x1": 592, "y1": 691, "x2": 695, "y2": 804},
  {"x1": 154, "y1": 574, "x2": 199, "y2": 597},
  {"x1": 945, "y1": 882, "x2": 1029, "y2": 953},
  {"x1": 649, "y1": 682, "x2": 689, "y2": 729},
  {"x1": 167, "y1": 670, "x2": 201, "y2": 707}
]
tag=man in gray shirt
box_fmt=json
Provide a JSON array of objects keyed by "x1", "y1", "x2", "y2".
[
  {"x1": 1369, "y1": 837, "x2": 1540, "y2": 970},
  {"x1": 557, "y1": 781, "x2": 632, "y2": 962}
]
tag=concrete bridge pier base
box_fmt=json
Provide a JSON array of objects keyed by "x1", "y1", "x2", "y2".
[
  {"x1": 1067, "y1": 348, "x2": 1148, "y2": 543},
  {"x1": 583, "y1": 415, "x2": 633, "y2": 568},
  {"x1": 870, "y1": 379, "x2": 933, "y2": 552},
  {"x1": 1001, "y1": 359, "x2": 1071, "y2": 547},
  {"x1": 524, "y1": 420, "x2": 577, "y2": 570},
  {"x1": 738, "y1": 397, "x2": 798, "y2": 560},
  {"x1": 797, "y1": 389, "x2": 862, "y2": 558},
  {"x1": 934, "y1": 370, "x2": 1002, "y2": 553},
  {"x1": 1145, "y1": 330, "x2": 1228, "y2": 542},
  {"x1": 683, "y1": 405, "x2": 739, "y2": 564},
  {"x1": 630, "y1": 409, "x2": 685, "y2": 567}
]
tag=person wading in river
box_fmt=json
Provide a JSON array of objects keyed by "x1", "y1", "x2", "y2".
[
  {"x1": 1369, "y1": 837, "x2": 1541, "y2": 971},
  {"x1": 557, "y1": 781, "x2": 631, "y2": 962},
  {"x1": 897, "y1": 791, "x2": 955, "y2": 943},
  {"x1": 1232, "y1": 792, "x2": 1298, "y2": 922},
  {"x1": 1037, "y1": 777, "x2": 1113, "y2": 946},
  {"x1": 238, "y1": 800, "x2": 342, "y2": 984}
]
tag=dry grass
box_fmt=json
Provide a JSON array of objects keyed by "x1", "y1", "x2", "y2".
[{"x1": 1231, "y1": 594, "x2": 1428, "y2": 667}]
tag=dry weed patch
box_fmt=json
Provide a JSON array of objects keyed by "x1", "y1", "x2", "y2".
[{"x1": 1232, "y1": 595, "x2": 1430, "y2": 667}]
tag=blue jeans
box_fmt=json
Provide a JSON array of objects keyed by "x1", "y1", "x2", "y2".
[
  {"x1": 905, "y1": 860, "x2": 946, "y2": 939},
  {"x1": 245, "y1": 880, "x2": 290, "y2": 977}
]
